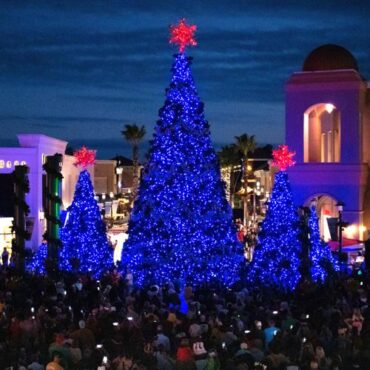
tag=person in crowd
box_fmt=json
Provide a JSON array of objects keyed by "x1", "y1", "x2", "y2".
[
  {"x1": 46, "y1": 352, "x2": 64, "y2": 370},
  {"x1": 155, "y1": 325, "x2": 171, "y2": 353},
  {"x1": 263, "y1": 319, "x2": 279, "y2": 348},
  {"x1": 175, "y1": 338, "x2": 196, "y2": 370},
  {"x1": 71, "y1": 320, "x2": 95, "y2": 360},
  {"x1": 48, "y1": 334, "x2": 71, "y2": 370},
  {"x1": 2, "y1": 247, "x2": 9, "y2": 267},
  {"x1": 27, "y1": 352, "x2": 45, "y2": 370},
  {"x1": 0, "y1": 262, "x2": 368, "y2": 369}
]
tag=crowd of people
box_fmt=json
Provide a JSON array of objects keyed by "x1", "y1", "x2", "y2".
[
  {"x1": 235, "y1": 219, "x2": 258, "y2": 261},
  {"x1": 0, "y1": 265, "x2": 369, "y2": 370}
]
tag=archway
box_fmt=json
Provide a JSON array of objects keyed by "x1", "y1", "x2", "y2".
[
  {"x1": 303, "y1": 103, "x2": 341, "y2": 163},
  {"x1": 305, "y1": 194, "x2": 339, "y2": 241}
]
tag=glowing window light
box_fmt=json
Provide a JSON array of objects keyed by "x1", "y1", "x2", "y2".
[
  {"x1": 344, "y1": 224, "x2": 357, "y2": 239},
  {"x1": 325, "y1": 103, "x2": 335, "y2": 114},
  {"x1": 359, "y1": 225, "x2": 367, "y2": 233}
]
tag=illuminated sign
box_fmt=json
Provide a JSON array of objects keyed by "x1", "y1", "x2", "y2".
[{"x1": 0, "y1": 160, "x2": 27, "y2": 169}]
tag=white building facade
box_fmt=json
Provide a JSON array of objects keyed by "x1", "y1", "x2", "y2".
[{"x1": 0, "y1": 134, "x2": 89, "y2": 252}]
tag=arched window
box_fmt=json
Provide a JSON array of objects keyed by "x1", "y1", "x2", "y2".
[
  {"x1": 304, "y1": 103, "x2": 340, "y2": 163},
  {"x1": 305, "y1": 194, "x2": 339, "y2": 241}
]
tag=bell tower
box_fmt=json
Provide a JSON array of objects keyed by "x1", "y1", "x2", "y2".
[{"x1": 285, "y1": 44, "x2": 370, "y2": 241}]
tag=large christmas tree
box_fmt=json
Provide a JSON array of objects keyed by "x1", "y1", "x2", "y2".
[
  {"x1": 59, "y1": 147, "x2": 112, "y2": 277},
  {"x1": 308, "y1": 205, "x2": 339, "y2": 283},
  {"x1": 248, "y1": 145, "x2": 302, "y2": 292},
  {"x1": 121, "y1": 19, "x2": 242, "y2": 288}
]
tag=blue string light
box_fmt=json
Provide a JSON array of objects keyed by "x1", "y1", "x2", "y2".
[
  {"x1": 247, "y1": 171, "x2": 302, "y2": 292},
  {"x1": 120, "y1": 53, "x2": 243, "y2": 288},
  {"x1": 59, "y1": 170, "x2": 113, "y2": 277},
  {"x1": 308, "y1": 205, "x2": 339, "y2": 283},
  {"x1": 26, "y1": 242, "x2": 48, "y2": 275}
]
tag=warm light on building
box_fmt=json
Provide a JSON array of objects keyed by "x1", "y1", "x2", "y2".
[
  {"x1": 325, "y1": 103, "x2": 335, "y2": 114},
  {"x1": 0, "y1": 134, "x2": 88, "y2": 249},
  {"x1": 286, "y1": 44, "x2": 370, "y2": 242},
  {"x1": 359, "y1": 224, "x2": 367, "y2": 233},
  {"x1": 343, "y1": 224, "x2": 357, "y2": 239}
]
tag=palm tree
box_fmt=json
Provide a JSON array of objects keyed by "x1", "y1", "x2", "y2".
[
  {"x1": 121, "y1": 124, "x2": 146, "y2": 200},
  {"x1": 218, "y1": 144, "x2": 240, "y2": 207},
  {"x1": 234, "y1": 134, "x2": 257, "y2": 225}
]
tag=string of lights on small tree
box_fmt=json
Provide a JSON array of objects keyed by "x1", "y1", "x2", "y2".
[
  {"x1": 120, "y1": 19, "x2": 243, "y2": 288},
  {"x1": 247, "y1": 145, "x2": 302, "y2": 292},
  {"x1": 308, "y1": 204, "x2": 339, "y2": 283},
  {"x1": 26, "y1": 241, "x2": 47, "y2": 274},
  {"x1": 59, "y1": 147, "x2": 113, "y2": 277}
]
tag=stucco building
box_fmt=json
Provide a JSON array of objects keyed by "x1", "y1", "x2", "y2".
[
  {"x1": 0, "y1": 134, "x2": 89, "y2": 251},
  {"x1": 286, "y1": 44, "x2": 370, "y2": 242}
]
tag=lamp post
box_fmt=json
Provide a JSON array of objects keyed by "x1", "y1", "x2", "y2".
[
  {"x1": 109, "y1": 191, "x2": 114, "y2": 219},
  {"x1": 336, "y1": 201, "x2": 344, "y2": 254},
  {"x1": 252, "y1": 180, "x2": 262, "y2": 228},
  {"x1": 336, "y1": 201, "x2": 349, "y2": 273},
  {"x1": 116, "y1": 167, "x2": 123, "y2": 194},
  {"x1": 299, "y1": 203, "x2": 309, "y2": 282},
  {"x1": 299, "y1": 198, "x2": 318, "y2": 282},
  {"x1": 310, "y1": 197, "x2": 318, "y2": 210}
]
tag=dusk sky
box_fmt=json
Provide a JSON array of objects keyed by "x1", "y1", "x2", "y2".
[{"x1": 1, "y1": 1, "x2": 369, "y2": 159}]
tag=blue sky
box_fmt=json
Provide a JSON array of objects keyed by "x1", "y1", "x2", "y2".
[{"x1": 0, "y1": 1, "x2": 369, "y2": 158}]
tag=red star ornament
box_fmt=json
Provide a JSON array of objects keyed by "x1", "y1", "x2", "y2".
[
  {"x1": 74, "y1": 146, "x2": 96, "y2": 169},
  {"x1": 169, "y1": 18, "x2": 197, "y2": 53},
  {"x1": 272, "y1": 144, "x2": 296, "y2": 171}
]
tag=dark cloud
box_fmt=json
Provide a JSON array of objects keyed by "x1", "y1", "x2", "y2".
[
  {"x1": 0, "y1": 1, "x2": 369, "y2": 158},
  {"x1": 66, "y1": 138, "x2": 146, "y2": 160}
]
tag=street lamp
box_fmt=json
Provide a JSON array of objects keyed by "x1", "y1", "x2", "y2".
[
  {"x1": 299, "y1": 203, "x2": 311, "y2": 281},
  {"x1": 336, "y1": 200, "x2": 350, "y2": 273},
  {"x1": 310, "y1": 197, "x2": 318, "y2": 209},
  {"x1": 336, "y1": 201, "x2": 344, "y2": 254},
  {"x1": 115, "y1": 167, "x2": 123, "y2": 194},
  {"x1": 252, "y1": 180, "x2": 262, "y2": 227},
  {"x1": 109, "y1": 192, "x2": 114, "y2": 219}
]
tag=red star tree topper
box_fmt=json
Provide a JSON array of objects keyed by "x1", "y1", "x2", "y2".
[
  {"x1": 272, "y1": 144, "x2": 296, "y2": 171},
  {"x1": 169, "y1": 18, "x2": 197, "y2": 53},
  {"x1": 74, "y1": 146, "x2": 96, "y2": 169}
]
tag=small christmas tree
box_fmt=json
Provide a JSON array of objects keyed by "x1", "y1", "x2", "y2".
[
  {"x1": 26, "y1": 242, "x2": 47, "y2": 275},
  {"x1": 248, "y1": 145, "x2": 302, "y2": 292},
  {"x1": 121, "y1": 20, "x2": 243, "y2": 288},
  {"x1": 59, "y1": 147, "x2": 112, "y2": 277},
  {"x1": 308, "y1": 205, "x2": 339, "y2": 283}
]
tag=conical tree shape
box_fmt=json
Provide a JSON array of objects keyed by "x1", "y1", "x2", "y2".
[
  {"x1": 59, "y1": 170, "x2": 112, "y2": 277},
  {"x1": 248, "y1": 171, "x2": 302, "y2": 292},
  {"x1": 121, "y1": 53, "x2": 242, "y2": 287},
  {"x1": 308, "y1": 205, "x2": 339, "y2": 283},
  {"x1": 26, "y1": 242, "x2": 47, "y2": 275}
]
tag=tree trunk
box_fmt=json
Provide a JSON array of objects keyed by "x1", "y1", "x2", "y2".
[
  {"x1": 230, "y1": 165, "x2": 235, "y2": 208},
  {"x1": 132, "y1": 144, "x2": 139, "y2": 200},
  {"x1": 243, "y1": 158, "x2": 249, "y2": 226}
]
